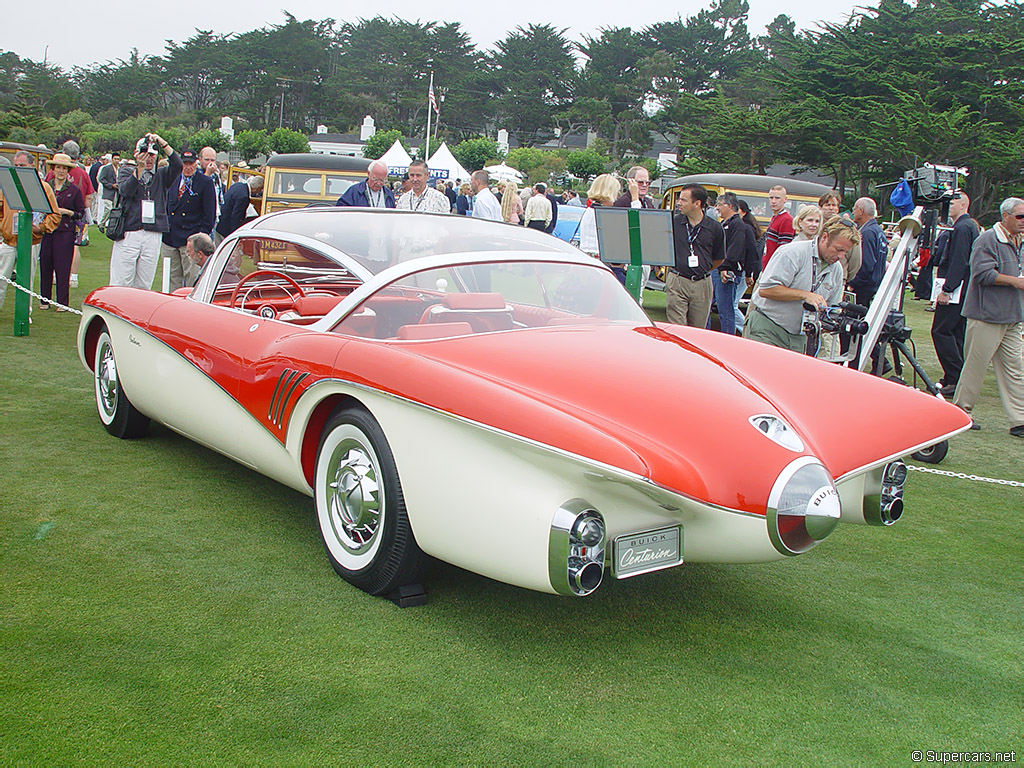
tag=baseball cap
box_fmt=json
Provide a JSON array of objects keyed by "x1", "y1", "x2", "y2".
[{"x1": 181, "y1": 149, "x2": 198, "y2": 162}]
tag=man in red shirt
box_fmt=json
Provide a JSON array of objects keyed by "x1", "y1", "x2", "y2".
[{"x1": 762, "y1": 184, "x2": 795, "y2": 269}]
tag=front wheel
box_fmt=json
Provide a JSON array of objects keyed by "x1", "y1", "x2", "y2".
[
  {"x1": 315, "y1": 406, "x2": 426, "y2": 596},
  {"x1": 94, "y1": 328, "x2": 150, "y2": 439}
]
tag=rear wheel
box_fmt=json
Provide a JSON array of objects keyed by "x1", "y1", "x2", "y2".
[
  {"x1": 315, "y1": 406, "x2": 426, "y2": 595},
  {"x1": 911, "y1": 440, "x2": 948, "y2": 464},
  {"x1": 94, "y1": 328, "x2": 150, "y2": 439}
]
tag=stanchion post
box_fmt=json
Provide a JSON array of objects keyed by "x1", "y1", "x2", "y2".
[
  {"x1": 624, "y1": 208, "x2": 643, "y2": 303},
  {"x1": 13, "y1": 210, "x2": 32, "y2": 336}
]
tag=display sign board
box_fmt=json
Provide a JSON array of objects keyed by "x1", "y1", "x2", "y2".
[
  {"x1": 593, "y1": 206, "x2": 675, "y2": 266},
  {"x1": 2, "y1": 167, "x2": 55, "y2": 337},
  {"x1": 0, "y1": 167, "x2": 56, "y2": 213}
]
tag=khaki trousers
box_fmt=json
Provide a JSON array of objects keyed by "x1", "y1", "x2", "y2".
[
  {"x1": 665, "y1": 271, "x2": 713, "y2": 327},
  {"x1": 953, "y1": 319, "x2": 1024, "y2": 428},
  {"x1": 161, "y1": 243, "x2": 199, "y2": 292}
]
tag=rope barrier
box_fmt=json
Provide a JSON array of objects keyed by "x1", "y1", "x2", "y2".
[{"x1": 0, "y1": 273, "x2": 83, "y2": 315}]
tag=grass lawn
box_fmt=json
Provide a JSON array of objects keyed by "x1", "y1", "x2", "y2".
[{"x1": 1, "y1": 230, "x2": 1021, "y2": 765}]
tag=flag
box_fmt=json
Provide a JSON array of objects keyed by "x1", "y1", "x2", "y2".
[{"x1": 428, "y1": 83, "x2": 439, "y2": 116}]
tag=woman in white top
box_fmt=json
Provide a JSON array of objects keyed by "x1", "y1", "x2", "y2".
[{"x1": 578, "y1": 174, "x2": 621, "y2": 257}]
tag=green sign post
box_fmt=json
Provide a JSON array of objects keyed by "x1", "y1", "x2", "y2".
[
  {"x1": 624, "y1": 209, "x2": 644, "y2": 302},
  {"x1": 1, "y1": 167, "x2": 56, "y2": 336},
  {"x1": 593, "y1": 206, "x2": 675, "y2": 304}
]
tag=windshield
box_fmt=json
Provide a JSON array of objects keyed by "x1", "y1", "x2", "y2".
[
  {"x1": 332, "y1": 261, "x2": 651, "y2": 340},
  {"x1": 254, "y1": 209, "x2": 582, "y2": 275}
]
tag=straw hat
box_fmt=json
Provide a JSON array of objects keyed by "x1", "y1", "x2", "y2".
[{"x1": 47, "y1": 153, "x2": 77, "y2": 168}]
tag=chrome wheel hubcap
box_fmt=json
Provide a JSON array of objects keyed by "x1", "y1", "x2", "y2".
[
  {"x1": 326, "y1": 442, "x2": 382, "y2": 554},
  {"x1": 97, "y1": 343, "x2": 118, "y2": 418}
]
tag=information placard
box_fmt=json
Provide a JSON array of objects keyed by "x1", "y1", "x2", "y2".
[{"x1": 593, "y1": 206, "x2": 675, "y2": 266}]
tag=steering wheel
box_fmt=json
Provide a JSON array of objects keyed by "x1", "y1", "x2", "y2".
[{"x1": 230, "y1": 269, "x2": 307, "y2": 311}]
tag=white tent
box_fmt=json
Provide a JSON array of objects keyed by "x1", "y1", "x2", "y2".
[
  {"x1": 483, "y1": 162, "x2": 524, "y2": 183},
  {"x1": 377, "y1": 139, "x2": 413, "y2": 176},
  {"x1": 426, "y1": 142, "x2": 471, "y2": 183}
]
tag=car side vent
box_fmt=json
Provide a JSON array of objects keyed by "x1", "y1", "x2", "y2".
[
  {"x1": 268, "y1": 368, "x2": 310, "y2": 428},
  {"x1": 749, "y1": 414, "x2": 804, "y2": 453}
]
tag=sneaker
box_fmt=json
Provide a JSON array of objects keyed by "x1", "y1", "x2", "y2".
[
  {"x1": 70, "y1": 274, "x2": 79, "y2": 287},
  {"x1": 1010, "y1": 425, "x2": 1024, "y2": 437}
]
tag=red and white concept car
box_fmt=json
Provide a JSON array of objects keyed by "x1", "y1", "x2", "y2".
[{"x1": 78, "y1": 209, "x2": 971, "y2": 599}]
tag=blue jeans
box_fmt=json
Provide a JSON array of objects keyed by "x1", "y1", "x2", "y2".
[
  {"x1": 733, "y1": 271, "x2": 745, "y2": 332},
  {"x1": 712, "y1": 270, "x2": 738, "y2": 335}
]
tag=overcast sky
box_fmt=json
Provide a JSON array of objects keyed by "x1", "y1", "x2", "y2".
[{"x1": 3, "y1": 0, "x2": 863, "y2": 70}]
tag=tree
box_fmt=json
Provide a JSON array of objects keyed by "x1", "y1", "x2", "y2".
[
  {"x1": 489, "y1": 24, "x2": 576, "y2": 145},
  {"x1": 363, "y1": 129, "x2": 409, "y2": 160},
  {"x1": 161, "y1": 30, "x2": 233, "y2": 117},
  {"x1": 505, "y1": 147, "x2": 567, "y2": 184},
  {"x1": 333, "y1": 18, "x2": 485, "y2": 140},
  {"x1": 186, "y1": 128, "x2": 232, "y2": 153},
  {"x1": 269, "y1": 127, "x2": 309, "y2": 154},
  {"x1": 79, "y1": 50, "x2": 163, "y2": 117},
  {"x1": 566, "y1": 148, "x2": 608, "y2": 179},
  {"x1": 234, "y1": 129, "x2": 270, "y2": 161},
  {"x1": 573, "y1": 27, "x2": 660, "y2": 158},
  {"x1": 452, "y1": 137, "x2": 499, "y2": 172}
]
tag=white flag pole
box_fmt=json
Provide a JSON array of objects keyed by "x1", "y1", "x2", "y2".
[{"x1": 425, "y1": 71, "x2": 434, "y2": 161}]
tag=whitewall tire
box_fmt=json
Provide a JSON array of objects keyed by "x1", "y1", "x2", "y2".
[{"x1": 315, "y1": 405, "x2": 426, "y2": 596}]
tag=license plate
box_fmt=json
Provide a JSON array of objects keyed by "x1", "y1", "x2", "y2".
[{"x1": 612, "y1": 525, "x2": 683, "y2": 579}]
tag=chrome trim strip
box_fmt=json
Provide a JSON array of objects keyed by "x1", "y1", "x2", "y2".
[
  {"x1": 276, "y1": 372, "x2": 309, "y2": 427},
  {"x1": 834, "y1": 424, "x2": 972, "y2": 483},
  {"x1": 269, "y1": 369, "x2": 297, "y2": 422}
]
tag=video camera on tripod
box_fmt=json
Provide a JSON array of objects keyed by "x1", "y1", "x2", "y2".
[
  {"x1": 803, "y1": 300, "x2": 914, "y2": 367},
  {"x1": 900, "y1": 163, "x2": 969, "y2": 259}
]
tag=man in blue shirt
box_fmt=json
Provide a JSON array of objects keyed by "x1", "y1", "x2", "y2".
[{"x1": 848, "y1": 197, "x2": 887, "y2": 308}]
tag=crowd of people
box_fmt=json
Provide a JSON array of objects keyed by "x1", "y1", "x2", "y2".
[{"x1": 2, "y1": 137, "x2": 1022, "y2": 437}]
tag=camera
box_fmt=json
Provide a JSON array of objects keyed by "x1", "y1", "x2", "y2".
[
  {"x1": 136, "y1": 136, "x2": 159, "y2": 156},
  {"x1": 902, "y1": 163, "x2": 967, "y2": 207}
]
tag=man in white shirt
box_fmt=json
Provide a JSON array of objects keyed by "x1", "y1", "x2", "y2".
[
  {"x1": 396, "y1": 160, "x2": 451, "y2": 213},
  {"x1": 470, "y1": 170, "x2": 502, "y2": 221},
  {"x1": 524, "y1": 183, "x2": 553, "y2": 231}
]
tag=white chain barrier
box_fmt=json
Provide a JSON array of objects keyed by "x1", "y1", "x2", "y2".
[
  {"x1": 0, "y1": 273, "x2": 83, "y2": 315},
  {"x1": 907, "y1": 464, "x2": 1024, "y2": 488}
]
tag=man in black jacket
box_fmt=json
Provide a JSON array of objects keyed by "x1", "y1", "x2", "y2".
[
  {"x1": 110, "y1": 133, "x2": 181, "y2": 289},
  {"x1": 216, "y1": 175, "x2": 264, "y2": 244},
  {"x1": 714, "y1": 192, "x2": 759, "y2": 335},
  {"x1": 930, "y1": 193, "x2": 979, "y2": 395},
  {"x1": 162, "y1": 149, "x2": 217, "y2": 291}
]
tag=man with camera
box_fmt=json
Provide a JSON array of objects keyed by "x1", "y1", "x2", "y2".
[
  {"x1": 110, "y1": 133, "x2": 181, "y2": 289},
  {"x1": 744, "y1": 216, "x2": 860, "y2": 352}
]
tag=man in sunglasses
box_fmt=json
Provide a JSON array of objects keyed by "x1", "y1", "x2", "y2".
[{"x1": 953, "y1": 196, "x2": 1024, "y2": 436}]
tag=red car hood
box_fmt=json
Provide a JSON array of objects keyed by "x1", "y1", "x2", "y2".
[{"x1": 375, "y1": 324, "x2": 969, "y2": 512}]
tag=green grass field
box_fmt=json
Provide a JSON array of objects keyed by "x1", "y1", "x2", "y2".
[{"x1": 1, "y1": 231, "x2": 1021, "y2": 765}]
